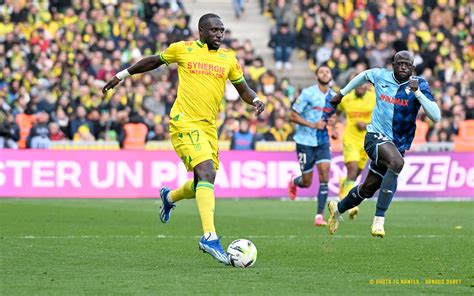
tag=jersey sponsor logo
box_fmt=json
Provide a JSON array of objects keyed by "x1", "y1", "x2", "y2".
[
  {"x1": 187, "y1": 61, "x2": 226, "y2": 78},
  {"x1": 312, "y1": 106, "x2": 333, "y2": 113},
  {"x1": 380, "y1": 94, "x2": 408, "y2": 107},
  {"x1": 348, "y1": 111, "x2": 371, "y2": 118}
]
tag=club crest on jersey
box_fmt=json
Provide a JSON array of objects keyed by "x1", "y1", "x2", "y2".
[{"x1": 405, "y1": 86, "x2": 411, "y2": 95}]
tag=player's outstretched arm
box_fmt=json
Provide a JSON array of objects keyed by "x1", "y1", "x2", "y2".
[
  {"x1": 102, "y1": 55, "x2": 164, "y2": 94},
  {"x1": 331, "y1": 71, "x2": 370, "y2": 108},
  {"x1": 233, "y1": 80, "x2": 265, "y2": 115},
  {"x1": 409, "y1": 78, "x2": 441, "y2": 123}
]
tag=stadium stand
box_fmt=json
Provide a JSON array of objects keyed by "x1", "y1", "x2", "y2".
[
  {"x1": 0, "y1": 0, "x2": 472, "y2": 151},
  {"x1": 411, "y1": 119, "x2": 429, "y2": 147},
  {"x1": 453, "y1": 119, "x2": 474, "y2": 151}
]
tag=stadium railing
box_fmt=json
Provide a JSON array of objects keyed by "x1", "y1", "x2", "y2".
[
  {"x1": 411, "y1": 142, "x2": 454, "y2": 152},
  {"x1": 255, "y1": 141, "x2": 295, "y2": 151},
  {"x1": 50, "y1": 141, "x2": 120, "y2": 150},
  {"x1": 145, "y1": 140, "x2": 231, "y2": 151},
  {"x1": 39, "y1": 140, "x2": 474, "y2": 152}
]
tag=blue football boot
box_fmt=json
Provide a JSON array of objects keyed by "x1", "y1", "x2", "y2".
[
  {"x1": 198, "y1": 236, "x2": 230, "y2": 265},
  {"x1": 159, "y1": 187, "x2": 175, "y2": 223}
]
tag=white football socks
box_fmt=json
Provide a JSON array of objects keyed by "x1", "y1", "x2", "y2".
[
  {"x1": 166, "y1": 191, "x2": 174, "y2": 204},
  {"x1": 204, "y1": 232, "x2": 218, "y2": 241}
]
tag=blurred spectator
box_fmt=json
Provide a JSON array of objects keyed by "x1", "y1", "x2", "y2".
[
  {"x1": 148, "y1": 123, "x2": 167, "y2": 141},
  {"x1": 168, "y1": 16, "x2": 191, "y2": 43},
  {"x1": 119, "y1": 112, "x2": 148, "y2": 150},
  {"x1": 96, "y1": 110, "x2": 118, "y2": 141},
  {"x1": 247, "y1": 57, "x2": 267, "y2": 85},
  {"x1": 218, "y1": 116, "x2": 238, "y2": 141},
  {"x1": 266, "y1": 0, "x2": 472, "y2": 147},
  {"x1": 15, "y1": 104, "x2": 36, "y2": 149},
  {"x1": 254, "y1": 116, "x2": 271, "y2": 141},
  {"x1": 259, "y1": 70, "x2": 278, "y2": 95},
  {"x1": 230, "y1": 116, "x2": 255, "y2": 150},
  {"x1": 465, "y1": 94, "x2": 474, "y2": 120},
  {"x1": 268, "y1": 23, "x2": 296, "y2": 70},
  {"x1": 265, "y1": 117, "x2": 293, "y2": 141},
  {"x1": 48, "y1": 122, "x2": 66, "y2": 141},
  {"x1": 1, "y1": 0, "x2": 471, "y2": 151},
  {"x1": 70, "y1": 106, "x2": 95, "y2": 138},
  {"x1": 26, "y1": 111, "x2": 50, "y2": 149},
  {"x1": 0, "y1": 109, "x2": 20, "y2": 149},
  {"x1": 73, "y1": 124, "x2": 95, "y2": 142},
  {"x1": 232, "y1": 0, "x2": 245, "y2": 19}
]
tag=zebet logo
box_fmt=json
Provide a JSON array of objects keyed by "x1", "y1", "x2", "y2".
[
  {"x1": 328, "y1": 155, "x2": 474, "y2": 195},
  {"x1": 400, "y1": 156, "x2": 474, "y2": 191}
]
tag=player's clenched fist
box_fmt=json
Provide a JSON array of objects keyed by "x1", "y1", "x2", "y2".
[
  {"x1": 409, "y1": 77, "x2": 419, "y2": 92},
  {"x1": 313, "y1": 120, "x2": 327, "y2": 130},
  {"x1": 102, "y1": 76, "x2": 121, "y2": 94},
  {"x1": 253, "y1": 98, "x2": 265, "y2": 115}
]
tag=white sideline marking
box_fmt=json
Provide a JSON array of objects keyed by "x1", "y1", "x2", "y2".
[{"x1": 1, "y1": 234, "x2": 464, "y2": 240}]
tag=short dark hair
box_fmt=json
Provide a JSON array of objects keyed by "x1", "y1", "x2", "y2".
[
  {"x1": 239, "y1": 115, "x2": 249, "y2": 122},
  {"x1": 316, "y1": 63, "x2": 331, "y2": 74},
  {"x1": 394, "y1": 50, "x2": 414, "y2": 64},
  {"x1": 198, "y1": 13, "x2": 220, "y2": 29}
]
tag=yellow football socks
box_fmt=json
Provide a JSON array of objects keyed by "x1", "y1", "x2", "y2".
[
  {"x1": 170, "y1": 179, "x2": 195, "y2": 203},
  {"x1": 339, "y1": 179, "x2": 355, "y2": 200},
  {"x1": 195, "y1": 181, "x2": 216, "y2": 233}
]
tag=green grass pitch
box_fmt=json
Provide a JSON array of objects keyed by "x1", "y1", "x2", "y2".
[{"x1": 0, "y1": 199, "x2": 472, "y2": 295}]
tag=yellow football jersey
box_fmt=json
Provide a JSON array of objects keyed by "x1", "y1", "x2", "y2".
[
  {"x1": 338, "y1": 89, "x2": 376, "y2": 143},
  {"x1": 160, "y1": 40, "x2": 244, "y2": 124}
]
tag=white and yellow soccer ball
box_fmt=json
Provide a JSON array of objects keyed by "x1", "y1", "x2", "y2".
[{"x1": 227, "y1": 239, "x2": 257, "y2": 268}]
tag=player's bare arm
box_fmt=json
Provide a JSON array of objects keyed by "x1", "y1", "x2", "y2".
[
  {"x1": 331, "y1": 70, "x2": 371, "y2": 109},
  {"x1": 330, "y1": 92, "x2": 344, "y2": 108},
  {"x1": 289, "y1": 110, "x2": 326, "y2": 130},
  {"x1": 355, "y1": 122, "x2": 367, "y2": 131},
  {"x1": 329, "y1": 114, "x2": 339, "y2": 139},
  {"x1": 233, "y1": 80, "x2": 265, "y2": 115},
  {"x1": 102, "y1": 56, "x2": 164, "y2": 94}
]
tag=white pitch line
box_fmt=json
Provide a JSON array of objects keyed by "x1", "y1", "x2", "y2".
[{"x1": 1, "y1": 234, "x2": 467, "y2": 240}]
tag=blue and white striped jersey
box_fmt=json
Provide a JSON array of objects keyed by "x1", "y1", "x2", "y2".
[
  {"x1": 362, "y1": 68, "x2": 434, "y2": 152},
  {"x1": 292, "y1": 85, "x2": 336, "y2": 147}
]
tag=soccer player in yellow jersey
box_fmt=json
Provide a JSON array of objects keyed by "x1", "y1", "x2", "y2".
[
  {"x1": 102, "y1": 13, "x2": 265, "y2": 265},
  {"x1": 337, "y1": 83, "x2": 375, "y2": 219}
]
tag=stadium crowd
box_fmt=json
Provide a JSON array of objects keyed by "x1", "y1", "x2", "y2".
[
  {"x1": 267, "y1": 0, "x2": 473, "y2": 145},
  {"x1": 0, "y1": 0, "x2": 472, "y2": 150}
]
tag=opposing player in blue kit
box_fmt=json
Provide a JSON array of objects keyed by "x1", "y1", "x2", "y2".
[
  {"x1": 327, "y1": 51, "x2": 441, "y2": 237},
  {"x1": 288, "y1": 65, "x2": 336, "y2": 226}
]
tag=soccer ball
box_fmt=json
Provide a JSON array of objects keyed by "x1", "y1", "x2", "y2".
[{"x1": 227, "y1": 239, "x2": 257, "y2": 268}]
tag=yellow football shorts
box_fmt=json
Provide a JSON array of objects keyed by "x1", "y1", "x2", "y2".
[
  {"x1": 170, "y1": 119, "x2": 219, "y2": 172},
  {"x1": 342, "y1": 137, "x2": 369, "y2": 170}
]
